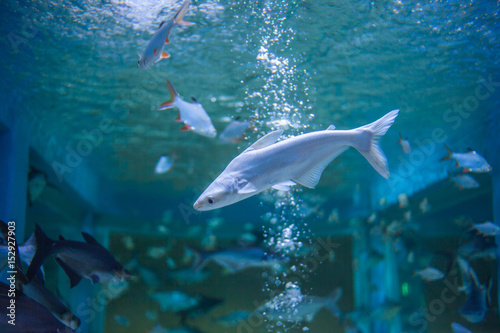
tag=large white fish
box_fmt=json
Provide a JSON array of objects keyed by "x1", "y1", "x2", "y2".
[
  {"x1": 158, "y1": 80, "x2": 217, "y2": 138},
  {"x1": 194, "y1": 110, "x2": 399, "y2": 211},
  {"x1": 441, "y1": 146, "x2": 492, "y2": 173},
  {"x1": 138, "y1": 0, "x2": 194, "y2": 70}
]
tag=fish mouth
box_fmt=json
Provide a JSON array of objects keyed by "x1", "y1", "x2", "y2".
[{"x1": 193, "y1": 201, "x2": 203, "y2": 211}]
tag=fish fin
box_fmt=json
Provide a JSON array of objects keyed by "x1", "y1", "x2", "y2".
[
  {"x1": 158, "y1": 80, "x2": 179, "y2": 110},
  {"x1": 190, "y1": 96, "x2": 200, "y2": 104},
  {"x1": 173, "y1": 0, "x2": 193, "y2": 25},
  {"x1": 244, "y1": 129, "x2": 284, "y2": 152},
  {"x1": 180, "y1": 125, "x2": 192, "y2": 131},
  {"x1": 0, "y1": 220, "x2": 28, "y2": 284},
  {"x1": 325, "y1": 287, "x2": 342, "y2": 318},
  {"x1": 177, "y1": 20, "x2": 195, "y2": 26},
  {"x1": 160, "y1": 51, "x2": 170, "y2": 59},
  {"x1": 165, "y1": 37, "x2": 170, "y2": 44},
  {"x1": 175, "y1": 112, "x2": 182, "y2": 122},
  {"x1": 158, "y1": 21, "x2": 165, "y2": 29},
  {"x1": 81, "y1": 232, "x2": 105, "y2": 248},
  {"x1": 327, "y1": 124, "x2": 336, "y2": 130},
  {"x1": 55, "y1": 257, "x2": 83, "y2": 288},
  {"x1": 58, "y1": 235, "x2": 66, "y2": 240},
  {"x1": 440, "y1": 144, "x2": 453, "y2": 161},
  {"x1": 292, "y1": 147, "x2": 348, "y2": 188},
  {"x1": 25, "y1": 223, "x2": 54, "y2": 283},
  {"x1": 90, "y1": 274, "x2": 100, "y2": 285},
  {"x1": 153, "y1": 48, "x2": 157, "y2": 56},
  {"x1": 272, "y1": 181, "x2": 296, "y2": 191},
  {"x1": 237, "y1": 179, "x2": 259, "y2": 194},
  {"x1": 354, "y1": 109, "x2": 399, "y2": 179}
]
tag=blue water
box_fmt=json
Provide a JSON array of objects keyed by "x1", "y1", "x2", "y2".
[{"x1": 1, "y1": 0, "x2": 500, "y2": 332}]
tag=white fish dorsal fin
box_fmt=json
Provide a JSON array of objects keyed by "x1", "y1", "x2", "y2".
[
  {"x1": 272, "y1": 181, "x2": 296, "y2": 191},
  {"x1": 244, "y1": 129, "x2": 284, "y2": 152},
  {"x1": 293, "y1": 147, "x2": 348, "y2": 189},
  {"x1": 237, "y1": 179, "x2": 259, "y2": 194},
  {"x1": 327, "y1": 124, "x2": 336, "y2": 130}
]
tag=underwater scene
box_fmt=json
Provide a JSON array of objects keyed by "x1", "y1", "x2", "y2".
[{"x1": 1, "y1": 0, "x2": 500, "y2": 332}]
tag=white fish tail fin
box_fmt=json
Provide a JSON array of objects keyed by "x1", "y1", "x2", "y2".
[
  {"x1": 174, "y1": 0, "x2": 195, "y2": 26},
  {"x1": 355, "y1": 109, "x2": 399, "y2": 179},
  {"x1": 158, "y1": 80, "x2": 178, "y2": 110}
]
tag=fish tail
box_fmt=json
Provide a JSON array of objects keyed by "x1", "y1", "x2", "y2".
[
  {"x1": 26, "y1": 223, "x2": 54, "y2": 282},
  {"x1": 440, "y1": 144, "x2": 453, "y2": 161},
  {"x1": 355, "y1": 109, "x2": 399, "y2": 179},
  {"x1": 325, "y1": 287, "x2": 342, "y2": 318},
  {"x1": 158, "y1": 80, "x2": 178, "y2": 110},
  {"x1": 174, "y1": 0, "x2": 194, "y2": 26}
]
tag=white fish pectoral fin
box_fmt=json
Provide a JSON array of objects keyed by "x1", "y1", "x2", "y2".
[
  {"x1": 237, "y1": 179, "x2": 259, "y2": 194},
  {"x1": 272, "y1": 180, "x2": 296, "y2": 191},
  {"x1": 292, "y1": 149, "x2": 348, "y2": 188},
  {"x1": 244, "y1": 129, "x2": 284, "y2": 152},
  {"x1": 327, "y1": 124, "x2": 336, "y2": 130}
]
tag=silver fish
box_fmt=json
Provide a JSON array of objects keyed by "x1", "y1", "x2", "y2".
[
  {"x1": 155, "y1": 155, "x2": 174, "y2": 174},
  {"x1": 451, "y1": 174, "x2": 479, "y2": 189},
  {"x1": 138, "y1": 0, "x2": 194, "y2": 70},
  {"x1": 468, "y1": 221, "x2": 500, "y2": 236},
  {"x1": 158, "y1": 80, "x2": 217, "y2": 138},
  {"x1": 441, "y1": 146, "x2": 492, "y2": 173},
  {"x1": 414, "y1": 267, "x2": 444, "y2": 282},
  {"x1": 398, "y1": 133, "x2": 411, "y2": 153},
  {"x1": 150, "y1": 290, "x2": 198, "y2": 312},
  {"x1": 194, "y1": 110, "x2": 399, "y2": 211},
  {"x1": 219, "y1": 118, "x2": 254, "y2": 143}
]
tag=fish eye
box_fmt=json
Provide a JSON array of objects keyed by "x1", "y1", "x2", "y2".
[{"x1": 207, "y1": 197, "x2": 214, "y2": 204}]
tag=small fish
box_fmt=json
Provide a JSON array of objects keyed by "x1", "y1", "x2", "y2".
[
  {"x1": 468, "y1": 221, "x2": 500, "y2": 236},
  {"x1": 419, "y1": 197, "x2": 431, "y2": 213},
  {"x1": 398, "y1": 133, "x2": 411, "y2": 153},
  {"x1": 398, "y1": 193, "x2": 409, "y2": 208},
  {"x1": 0, "y1": 283, "x2": 77, "y2": 332},
  {"x1": 27, "y1": 168, "x2": 48, "y2": 205},
  {"x1": 26, "y1": 224, "x2": 131, "y2": 288},
  {"x1": 147, "y1": 246, "x2": 168, "y2": 259},
  {"x1": 114, "y1": 315, "x2": 130, "y2": 327},
  {"x1": 451, "y1": 174, "x2": 479, "y2": 189},
  {"x1": 458, "y1": 234, "x2": 498, "y2": 261},
  {"x1": 121, "y1": 235, "x2": 135, "y2": 250},
  {"x1": 158, "y1": 80, "x2": 217, "y2": 138},
  {"x1": 165, "y1": 268, "x2": 210, "y2": 285},
  {"x1": 194, "y1": 110, "x2": 399, "y2": 210},
  {"x1": 258, "y1": 285, "x2": 342, "y2": 323},
  {"x1": 441, "y1": 145, "x2": 492, "y2": 173},
  {"x1": 155, "y1": 155, "x2": 174, "y2": 174},
  {"x1": 214, "y1": 310, "x2": 251, "y2": 326},
  {"x1": 150, "y1": 290, "x2": 199, "y2": 312},
  {"x1": 452, "y1": 323, "x2": 473, "y2": 333},
  {"x1": 192, "y1": 247, "x2": 285, "y2": 274},
  {"x1": 414, "y1": 267, "x2": 445, "y2": 282},
  {"x1": 126, "y1": 257, "x2": 162, "y2": 287},
  {"x1": 138, "y1": 0, "x2": 194, "y2": 70},
  {"x1": 22, "y1": 276, "x2": 81, "y2": 330},
  {"x1": 219, "y1": 117, "x2": 254, "y2": 143},
  {"x1": 456, "y1": 257, "x2": 492, "y2": 323}
]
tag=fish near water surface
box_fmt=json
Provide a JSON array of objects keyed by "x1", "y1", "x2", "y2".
[
  {"x1": 158, "y1": 80, "x2": 217, "y2": 138},
  {"x1": 194, "y1": 109, "x2": 399, "y2": 211},
  {"x1": 26, "y1": 224, "x2": 131, "y2": 288},
  {"x1": 138, "y1": 0, "x2": 194, "y2": 70}
]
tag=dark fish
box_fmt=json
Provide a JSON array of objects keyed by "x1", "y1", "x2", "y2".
[
  {"x1": 0, "y1": 282, "x2": 76, "y2": 333},
  {"x1": 22, "y1": 275, "x2": 81, "y2": 330},
  {"x1": 192, "y1": 247, "x2": 286, "y2": 273},
  {"x1": 26, "y1": 224, "x2": 131, "y2": 287},
  {"x1": 457, "y1": 257, "x2": 492, "y2": 323}
]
